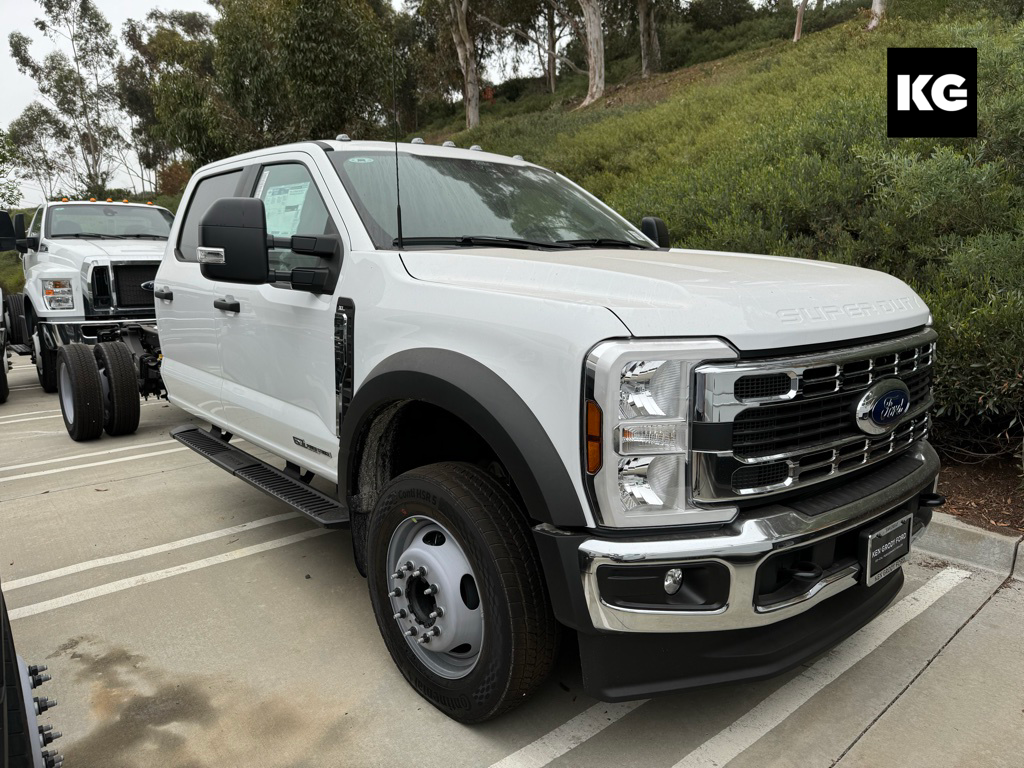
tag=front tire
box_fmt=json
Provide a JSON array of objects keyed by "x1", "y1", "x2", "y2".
[
  {"x1": 5, "y1": 294, "x2": 26, "y2": 346},
  {"x1": 57, "y1": 344, "x2": 104, "y2": 441},
  {"x1": 35, "y1": 336, "x2": 58, "y2": 393},
  {"x1": 94, "y1": 342, "x2": 140, "y2": 436},
  {"x1": 367, "y1": 462, "x2": 558, "y2": 723},
  {"x1": 0, "y1": 350, "x2": 8, "y2": 404}
]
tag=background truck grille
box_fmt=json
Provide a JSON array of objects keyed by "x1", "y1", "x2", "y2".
[
  {"x1": 113, "y1": 264, "x2": 158, "y2": 308},
  {"x1": 692, "y1": 329, "x2": 937, "y2": 503}
]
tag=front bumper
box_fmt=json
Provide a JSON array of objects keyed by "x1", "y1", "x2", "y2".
[
  {"x1": 533, "y1": 440, "x2": 940, "y2": 698},
  {"x1": 37, "y1": 318, "x2": 156, "y2": 351}
]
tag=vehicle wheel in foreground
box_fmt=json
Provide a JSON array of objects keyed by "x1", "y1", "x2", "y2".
[
  {"x1": 57, "y1": 344, "x2": 104, "y2": 441},
  {"x1": 5, "y1": 294, "x2": 26, "y2": 346},
  {"x1": 94, "y1": 342, "x2": 140, "y2": 436},
  {"x1": 35, "y1": 338, "x2": 58, "y2": 393},
  {"x1": 0, "y1": 353, "x2": 8, "y2": 404},
  {"x1": 367, "y1": 462, "x2": 558, "y2": 723}
]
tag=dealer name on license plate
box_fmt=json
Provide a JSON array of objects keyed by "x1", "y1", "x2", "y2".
[{"x1": 861, "y1": 512, "x2": 913, "y2": 587}]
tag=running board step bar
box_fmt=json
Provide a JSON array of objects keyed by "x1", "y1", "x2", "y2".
[
  {"x1": 9, "y1": 344, "x2": 32, "y2": 355},
  {"x1": 171, "y1": 425, "x2": 349, "y2": 527}
]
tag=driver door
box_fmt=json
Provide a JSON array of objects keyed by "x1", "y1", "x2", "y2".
[{"x1": 216, "y1": 155, "x2": 341, "y2": 478}]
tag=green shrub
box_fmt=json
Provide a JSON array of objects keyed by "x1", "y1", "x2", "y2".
[{"x1": 0, "y1": 251, "x2": 24, "y2": 296}]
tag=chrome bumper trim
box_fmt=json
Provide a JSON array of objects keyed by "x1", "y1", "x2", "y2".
[{"x1": 578, "y1": 440, "x2": 938, "y2": 633}]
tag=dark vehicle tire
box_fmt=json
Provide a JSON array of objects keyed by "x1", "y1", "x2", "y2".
[
  {"x1": 35, "y1": 337, "x2": 58, "y2": 393},
  {"x1": 367, "y1": 462, "x2": 558, "y2": 723},
  {"x1": 5, "y1": 294, "x2": 26, "y2": 346},
  {"x1": 94, "y1": 342, "x2": 140, "y2": 436},
  {"x1": 57, "y1": 344, "x2": 104, "y2": 442},
  {"x1": 3, "y1": 590, "x2": 33, "y2": 768},
  {"x1": 0, "y1": 353, "x2": 8, "y2": 404}
]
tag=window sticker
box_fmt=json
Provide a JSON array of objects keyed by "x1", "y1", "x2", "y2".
[
  {"x1": 264, "y1": 181, "x2": 310, "y2": 237},
  {"x1": 348, "y1": 157, "x2": 375, "y2": 164}
]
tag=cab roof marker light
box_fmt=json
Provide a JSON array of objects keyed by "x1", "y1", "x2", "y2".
[
  {"x1": 513, "y1": 155, "x2": 523, "y2": 161},
  {"x1": 442, "y1": 140, "x2": 456, "y2": 147},
  {"x1": 106, "y1": 198, "x2": 113, "y2": 202},
  {"x1": 89, "y1": 197, "x2": 96, "y2": 202},
  {"x1": 411, "y1": 137, "x2": 425, "y2": 144},
  {"x1": 470, "y1": 145, "x2": 483, "y2": 151},
  {"x1": 336, "y1": 134, "x2": 351, "y2": 141}
]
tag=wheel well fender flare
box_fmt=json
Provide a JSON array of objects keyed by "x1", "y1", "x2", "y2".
[{"x1": 339, "y1": 348, "x2": 587, "y2": 529}]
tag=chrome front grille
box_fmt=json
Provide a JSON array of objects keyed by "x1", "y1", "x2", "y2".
[{"x1": 691, "y1": 329, "x2": 937, "y2": 503}]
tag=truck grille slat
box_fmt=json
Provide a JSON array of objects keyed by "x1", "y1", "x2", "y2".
[{"x1": 113, "y1": 264, "x2": 159, "y2": 308}]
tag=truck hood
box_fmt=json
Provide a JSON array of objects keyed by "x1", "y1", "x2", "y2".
[
  {"x1": 399, "y1": 247, "x2": 930, "y2": 351},
  {"x1": 45, "y1": 239, "x2": 165, "y2": 270}
]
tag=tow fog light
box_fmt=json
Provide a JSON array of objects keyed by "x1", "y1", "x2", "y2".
[{"x1": 663, "y1": 568, "x2": 683, "y2": 595}]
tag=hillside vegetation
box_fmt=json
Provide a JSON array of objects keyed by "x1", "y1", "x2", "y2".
[{"x1": 450, "y1": 10, "x2": 1024, "y2": 454}]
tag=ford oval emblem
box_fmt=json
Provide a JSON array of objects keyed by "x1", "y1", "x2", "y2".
[{"x1": 855, "y1": 379, "x2": 911, "y2": 435}]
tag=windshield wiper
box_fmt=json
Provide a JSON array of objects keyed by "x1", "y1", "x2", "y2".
[
  {"x1": 393, "y1": 235, "x2": 570, "y2": 250},
  {"x1": 120, "y1": 233, "x2": 167, "y2": 239},
  {"x1": 556, "y1": 238, "x2": 652, "y2": 249},
  {"x1": 52, "y1": 232, "x2": 126, "y2": 239}
]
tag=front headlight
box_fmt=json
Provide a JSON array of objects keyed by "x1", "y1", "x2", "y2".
[
  {"x1": 42, "y1": 279, "x2": 75, "y2": 310},
  {"x1": 585, "y1": 339, "x2": 737, "y2": 528}
]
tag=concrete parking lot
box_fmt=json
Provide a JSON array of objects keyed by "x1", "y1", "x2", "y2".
[{"x1": 2, "y1": 360, "x2": 1022, "y2": 768}]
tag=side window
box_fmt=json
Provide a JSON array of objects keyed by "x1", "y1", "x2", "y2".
[
  {"x1": 28, "y1": 207, "x2": 42, "y2": 238},
  {"x1": 176, "y1": 170, "x2": 242, "y2": 262},
  {"x1": 254, "y1": 164, "x2": 333, "y2": 274}
]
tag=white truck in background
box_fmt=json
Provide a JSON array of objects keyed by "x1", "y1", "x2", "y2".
[
  {"x1": 0, "y1": 200, "x2": 173, "y2": 399},
  {"x1": 49, "y1": 139, "x2": 946, "y2": 722}
]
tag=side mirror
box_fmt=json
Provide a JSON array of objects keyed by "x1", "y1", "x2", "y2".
[
  {"x1": 641, "y1": 216, "x2": 671, "y2": 249},
  {"x1": 0, "y1": 212, "x2": 16, "y2": 252},
  {"x1": 198, "y1": 197, "x2": 269, "y2": 284},
  {"x1": 13, "y1": 213, "x2": 28, "y2": 254}
]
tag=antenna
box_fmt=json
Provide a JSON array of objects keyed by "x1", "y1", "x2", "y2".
[{"x1": 391, "y1": 34, "x2": 404, "y2": 250}]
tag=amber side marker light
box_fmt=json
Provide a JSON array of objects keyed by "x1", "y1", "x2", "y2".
[{"x1": 586, "y1": 400, "x2": 603, "y2": 474}]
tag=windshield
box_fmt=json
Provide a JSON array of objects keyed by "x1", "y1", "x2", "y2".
[
  {"x1": 46, "y1": 204, "x2": 174, "y2": 239},
  {"x1": 330, "y1": 152, "x2": 652, "y2": 249}
]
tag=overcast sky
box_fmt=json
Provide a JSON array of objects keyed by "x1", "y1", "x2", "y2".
[{"x1": 2, "y1": 0, "x2": 216, "y2": 206}]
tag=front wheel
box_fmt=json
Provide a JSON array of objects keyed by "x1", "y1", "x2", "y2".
[
  {"x1": 0, "y1": 350, "x2": 8, "y2": 404},
  {"x1": 57, "y1": 344, "x2": 104, "y2": 441},
  {"x1": 367, "y1": 462, "x2": 558, "y2": 723},
  {"x1": 35, "y1": 335, "x2": 58, "y2": 393}
]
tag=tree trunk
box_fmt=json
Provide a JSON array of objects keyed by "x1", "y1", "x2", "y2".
[
  {"x1": 866, "y1": 0, "x2": 885, "y2": 29},
  {"x1": 577, "y1": 0, "x2": 604, "y2": 107},
  {"x1": 815, "y1": 0, "x2": 824, "y2": 11},
  {"x1": 546, "y1": 6, "x2": 557, "y2": 93},
  {"x1": 648, "y1": 5, "x2": 660, "y2": 73},
  {"x1": 793, "y1": 0, "x2": 809, "y2": 41},
  {"x1": 449, "y1": 0, "x2": 480, "y2": 129},
  {"x1": 638, "y1": 0, "x2": 651, "y2": 78}
]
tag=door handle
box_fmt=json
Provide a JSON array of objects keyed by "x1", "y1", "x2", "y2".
[
  {"x1": 154, "y1": 288, "x2": 173, "y2": 301},
  {"x1": 214, "y1": 297, "x2": 240, "y2": 313}
]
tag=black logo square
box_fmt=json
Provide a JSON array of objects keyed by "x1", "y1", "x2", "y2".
[{"x1": 887, "y1": 47, "x2": 977, "y2": 138}]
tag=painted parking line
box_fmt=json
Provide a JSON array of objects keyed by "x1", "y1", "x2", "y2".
[
  {"x1": 0, "y1": 438, "x2": 177, "y2": 474},
  {"x1": 4, "y1": 511, "x2": 302, "y2": 591},
  {"x1": 488, "y1": 567, "x2": 971, "y2": 768},
  {"x1": 0, "y1": 401, "x2": 163, "y2": 426},
  {"x1": 671, "y1": 567, "x2": 971, "y2": 768},
  {"x1": 0, "y1": 446, "x2": 192, "y2": 484},
  {"x1": 9, "y1": 528, "x2": 334, "y2": 620}
]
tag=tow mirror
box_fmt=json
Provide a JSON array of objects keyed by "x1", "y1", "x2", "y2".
[
  {"x1": 0, "y1": 212, "x2": 15, "y2": 252},
  {"x1": 641, "y1": 216, "x2": 671, "y2": 249},
  {"x1": 198, "y1": 197, "x2": 269, "y2": 284},
  {"x1": 13, "y1": 213, "x2": 28, "y2": 254}
]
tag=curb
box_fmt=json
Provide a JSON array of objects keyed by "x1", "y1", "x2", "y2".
[
  {"x1": 1013, "y1": 540, "x2": 1024, "y2": 583},
  {"x1": 915, "y1": 511, "x2": 1022, "y2": 577}
]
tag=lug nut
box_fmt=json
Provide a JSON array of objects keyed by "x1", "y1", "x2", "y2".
[
  {"x1": 401, "y1": 561, "x2": 414, "y2": 572},
  {"x1": 417, "y1": 635, "x2": 430, "y2": 645},
  {"x1": 393, "y1": 609, "x2": 407, "y2": 620},
  {"x1": 423, "y1": 583, "x2": 440, "y2": 596},
  {"x1": 41, "y1": 730, "x2": 62, "y2": 746},
  {"x1": 411, "y1": 566, "x2": 427, "y2": 578},
  {"x1": 427, "y1": 626, "x2": 441, "y2": 637},
  {"x1": 28, "y1": 664, "x2": 48, "y2": 676},
  {"x1": 403, "y1": 627, "x2": 417, "y2": 637},
  {"x1": 391, "y1": 570, "x2": 405, "y2": 580},
  {"x1": 389, "y1": 587, "x2": 403, "y2": 598},
  {"x1": 34, "y1": 697, "x2": 57, "y2": 714},
  {"x1": 429, "y1": 607, "x2": 445, "y2": 619},
  {"x1": 31, "y1": 673, "x2": 51, "y2": 688},
  {"x1": 39, "y1": 725, "x2": 53, "y2": 734}
]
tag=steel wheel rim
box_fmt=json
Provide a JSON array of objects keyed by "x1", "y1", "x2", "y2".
[
  {"x1": 59, "y1": 363, "x2": 74, "y2": 422},
  {"x1": 385, "y1": 515, "x2": 483, "y2": 679}
]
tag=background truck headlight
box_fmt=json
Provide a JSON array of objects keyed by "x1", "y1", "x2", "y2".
[
  {"x1": 585, "y1": 339, "x2": 738, "y2": 528},
  {"x1": 42, "y1": 279, "x2": 75, "y2": 310}
]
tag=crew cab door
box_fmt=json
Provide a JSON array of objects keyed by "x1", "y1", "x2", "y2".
[
  {"x1": 156, "y1": 168, "x2": 247, "y2": 424},
  {"x1": 216, "y1": 155, "x2": 340, "y2": 478}
]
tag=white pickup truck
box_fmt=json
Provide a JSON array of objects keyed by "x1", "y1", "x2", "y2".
[
  {"x1": 51, "y1": 139, "x2": 944, "y2": 722},
  {"x1": 0, "y1": 200, "x2": 173, "y2": 394}
]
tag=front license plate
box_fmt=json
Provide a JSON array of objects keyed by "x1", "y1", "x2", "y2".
[{"x1": 861, "y1": 513, "x2": 913, "y2": 586}]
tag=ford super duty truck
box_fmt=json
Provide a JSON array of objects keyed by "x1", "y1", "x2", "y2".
[
  {"x1": 0, "y1": 200, "x2": 173, "y2": 394},
  {"x1": 50, "y1": 139, "x2": 944, "y2": 722}
]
